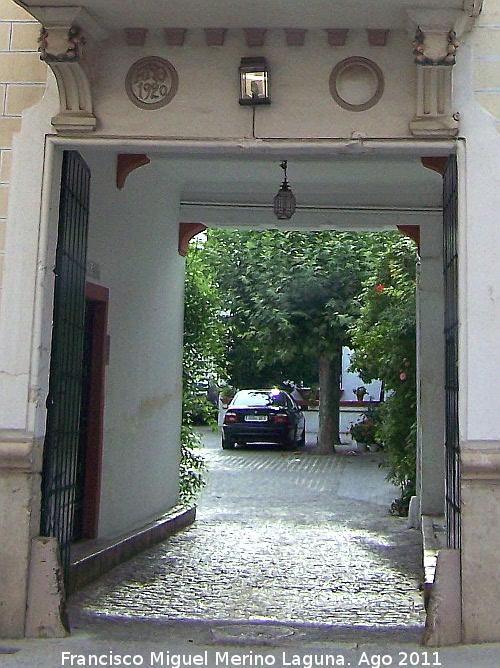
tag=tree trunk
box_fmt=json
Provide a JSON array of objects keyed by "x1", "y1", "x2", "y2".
[{"x1": 316, "y1": 347, "x2": 343, "y2": 454}]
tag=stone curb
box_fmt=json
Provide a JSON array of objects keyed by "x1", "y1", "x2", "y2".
[{"x1": 68, "y1": 505, "x2": 196, "y2": 593}]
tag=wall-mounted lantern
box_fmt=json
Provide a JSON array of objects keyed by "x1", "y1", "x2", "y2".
[{"x1": 239, "y1": 57, "x2": 270, "y2": 105}]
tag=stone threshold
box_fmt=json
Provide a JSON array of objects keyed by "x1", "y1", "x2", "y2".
[
  {"x1": 421, "y1": 514, "x2": 446, "y2": 608},
  {"x1": 68, "y1": 505, "x2": 196, "y2": 594}
]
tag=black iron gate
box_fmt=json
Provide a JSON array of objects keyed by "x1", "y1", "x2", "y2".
[
  {"x1": 40, "y1": 150, "x2": 91, "y2": 585},
  {"x1": 443, "y1": 154, "x2": 460, "y2": 549}
]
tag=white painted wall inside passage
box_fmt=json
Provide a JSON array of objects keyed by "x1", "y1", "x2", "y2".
[{"x1": 84, "y1": 150, "x2": 185, "y2": 538}]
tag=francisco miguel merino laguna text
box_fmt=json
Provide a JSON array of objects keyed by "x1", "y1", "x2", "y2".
[{"x1": 61, "y1": 649, "x2": 442, "y2": 667}]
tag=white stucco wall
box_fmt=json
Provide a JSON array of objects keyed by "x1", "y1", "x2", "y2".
[
  {"x1": 452, "y1": 8, "x2": 500, "y2": 642},
  {"x1": 92, "y1": 29, "x2": 415, "y2": 140},
  {"x1": 0, "y1": 75, "x2": 58, "y2": 434},
  {"x1": 83, "y1": 150, "x2": 185, "y2": 538},
  {"x1": 454, "y1": 20, "x2": 500, "y2": 442},
  {"x1": 0, "y1": 75, "x2": 58, "y2": 637}
]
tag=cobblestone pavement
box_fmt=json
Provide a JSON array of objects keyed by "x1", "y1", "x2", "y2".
[{"x1": 68, "y1": 425, "x2": 426, "y2": 644}]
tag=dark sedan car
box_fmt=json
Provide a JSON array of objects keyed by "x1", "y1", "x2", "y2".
[{"x1": 222, "y1": 389, "x2": 306, "y2": 449}]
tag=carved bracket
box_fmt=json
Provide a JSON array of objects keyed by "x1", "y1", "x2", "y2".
[
  {"x1": 413, "y1": 28, "x2": 458, "y2": 66},
  {"x1": 406, "y1": 8, "x2": 481, "y2": 137},
  {"x1": 39, "y1": 23, "x2": 96, "y2": 133},
  {"x1": 35, "y1": 7, "x2": 107, "y2": 133},
  {"x1": 46, "y1": 58, "x2": 97, "y2": 133}
]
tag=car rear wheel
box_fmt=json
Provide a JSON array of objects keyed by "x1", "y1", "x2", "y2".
[
  {"x1": 222, "y1": 436, "x2": 235, "y2": 450},
  {"x1": 297, "y1": 429, "x2": 306, "y2": 447}
]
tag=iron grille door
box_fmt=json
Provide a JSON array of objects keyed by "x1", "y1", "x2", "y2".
[
  {"x1": 40, "y1": 150, "x2": 91, "y2": 585},
  {"x1": 443, "y1": 154, "x2": 460, "y2": 549}
]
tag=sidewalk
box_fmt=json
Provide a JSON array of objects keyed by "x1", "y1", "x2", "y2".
[
  {"x1": 2, "y1": 622, "x2": 500, "y2": 668},
  {"x1": 2, "y1": 424, "x2": 499, "y2": 667}
]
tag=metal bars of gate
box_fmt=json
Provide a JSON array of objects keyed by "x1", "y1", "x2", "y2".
[
  {"x1": 40, "y1": 151, "x2": 91, "y2": 586},
  {"x1": 443, "y1": 154, "x2": 460, "y2": 550}
]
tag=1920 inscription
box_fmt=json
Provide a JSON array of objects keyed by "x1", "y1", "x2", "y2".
[{"x1": 125, "y1": 57, "x2": 178, "y2": 110}]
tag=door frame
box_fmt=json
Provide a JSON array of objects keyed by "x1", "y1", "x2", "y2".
[{"x1": 80, "y1": 282, "x2": 109, "y2": 539}]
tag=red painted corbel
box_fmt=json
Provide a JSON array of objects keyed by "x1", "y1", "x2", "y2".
[
  {"x1": 397, "y1": 225, "x2": 421, "y2": 251},
  {"x1": 178, "y1": 223, "x2": 207, "y2": 256},
  {"x1": 116, "y1": 154, "x2": 151, "y2": 189},
  {"x1": 421, "y1": 156, "x2": 449, "y2": 176}
]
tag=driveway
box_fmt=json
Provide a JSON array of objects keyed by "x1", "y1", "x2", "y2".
[{"x1": 67, "y1": 422, "x2": 425, "y2": 645}]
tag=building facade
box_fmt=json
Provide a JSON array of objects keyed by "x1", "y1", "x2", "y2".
[{"x1": 0, "y1": 0, "x2": 498, "y2": 645}]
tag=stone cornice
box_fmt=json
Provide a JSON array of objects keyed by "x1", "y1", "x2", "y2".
[
  {"x1": 30, "y1": 6, "x2": 108, "y2": 41},
  {"x1": 122, "y1": 27, "x2": 394, "y2": 48},
  {"x1": 0, "y1": 431, "x2": 43, "y2": 473},
  {"x1": 34, "y1": 7, "x2": 107, "y2": 133}
]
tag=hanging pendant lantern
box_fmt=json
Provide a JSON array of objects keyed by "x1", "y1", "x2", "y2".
[{"x1": 273, "y1": 160, "x2": 296, "y2": 220}]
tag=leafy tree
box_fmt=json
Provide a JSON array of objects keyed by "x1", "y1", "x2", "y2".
[
  {"x1": 203, "y1": 229, "x2": 369, "y2": 453},
  {"x1": 180, "y1": 240, "x2": 227, "y2": 502},
  {"x1": 349, "y1": 233, "x2": 418, "y2": 511},
  {"x1": 183, "y1": 240, "x2": 226, "y2": 419}
]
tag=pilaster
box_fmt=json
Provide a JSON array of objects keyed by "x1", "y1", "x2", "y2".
[
  {"x1": 461, "y1": 445, "x2": 500, "y2": 642},
  {"x1": 0, "y1": 431, "x2": 43, "y2": 638},
  {"x1": 417, "y1": 218, "x2": 445, "y2": 518},
  {"x1": 407, "y1": 9, "x2": 468, "y2": 137}
]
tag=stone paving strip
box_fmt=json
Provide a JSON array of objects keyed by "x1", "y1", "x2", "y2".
[{"x1": 68, "y1": 428, "x2": 425, "y2": 643}]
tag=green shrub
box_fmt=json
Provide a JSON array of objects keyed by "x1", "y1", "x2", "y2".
[
  {"x1": 349, "y1": 234, "x2": 418, "y2": 516},
  {"x1": 179, "y1": 424, "x2": 207, "y2": 504}
]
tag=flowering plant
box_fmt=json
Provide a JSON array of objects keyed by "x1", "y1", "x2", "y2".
[{"x1": 349, "y1": 417, "x2": 375, "y2": 443}]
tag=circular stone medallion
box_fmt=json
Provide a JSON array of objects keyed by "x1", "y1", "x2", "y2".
[
  {"x1": 125, "y1": 56, "x2": 179, "y2": 110},
  {"x1": 329, "y1": 57, "x2": 384, "y2": 112}
]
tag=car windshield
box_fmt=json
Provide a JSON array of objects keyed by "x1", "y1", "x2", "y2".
[{"x1": 232, "y1": 390, "x2": 286, "y2": 408}]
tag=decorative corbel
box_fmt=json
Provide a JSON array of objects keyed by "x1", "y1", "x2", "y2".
[
  {"x1": 397, "y1": 225, "x2": 420, "y2": 252},
  {"x1": 406, "y1": 9, "x2": 469, "y2": 137},
  {"x1": 179, "y1": 223, "x2": 207, "y2": 257},
  {"x1": 116, "y1": 154, "x2": 151, "y2": 189},
  {"x1": 36, "y1": 8, "x2": 107, "y2": 134},
  {"x1": 412, "y1": 27, "x2": 459, "y2": 66}
]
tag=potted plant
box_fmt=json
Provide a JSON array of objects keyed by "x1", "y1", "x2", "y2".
[
  {"x1": 219, "y1": 384, "x2": 236, "y2": 406},
  {"x1": 354, "y1": 385, "x2": 367, "y2": 401}
]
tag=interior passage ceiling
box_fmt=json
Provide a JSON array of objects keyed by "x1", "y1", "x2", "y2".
[
  {"x1": 171, "y1": 154, "x2": 442, "y2": 208},
  {"x1": 81, "y1": 143, "x2": 446, "y2": 231},
  {"x1": 17, "y1": 1, "x2": 466, "y2": 31},
  {"x1": 174, "y1": 153, "x2": 443, "y2": 229}
]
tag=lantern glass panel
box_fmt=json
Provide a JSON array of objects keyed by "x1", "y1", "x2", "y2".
[
  {"x1": 239, "y1": 58, "x2": 270, "y2": 105},
  {"x1": 242, "y1": 71, "x2": 268, "y2": 101}
]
